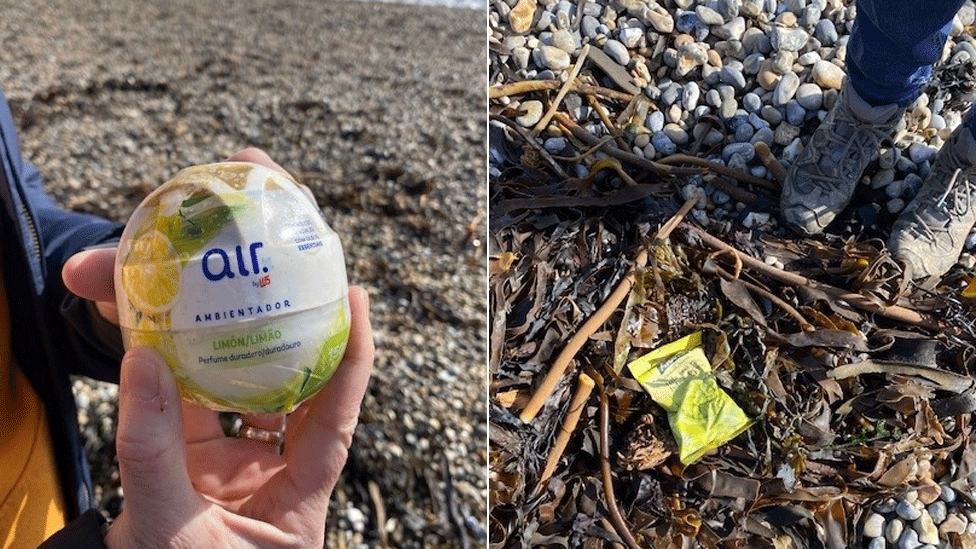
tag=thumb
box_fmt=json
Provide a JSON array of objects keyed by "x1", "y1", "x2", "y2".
[{"x1": 115, "y1": 346, "x2": 201, "y2": 537}]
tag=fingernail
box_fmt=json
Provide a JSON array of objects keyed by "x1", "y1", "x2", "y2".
[
  {"x1": 121, "y1": 349, "x2": 161, "y2": 403},
  {"x1": 359, "y1": 288, "x2": 370, "y2": 310}
]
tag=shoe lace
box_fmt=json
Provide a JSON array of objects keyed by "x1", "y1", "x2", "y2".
[
  {"x1": 910, "y1": 167, "x2": 975, "y2": 242},
  {"x1": 818, "y1": 107, "x2": 897, "y2": 186}
]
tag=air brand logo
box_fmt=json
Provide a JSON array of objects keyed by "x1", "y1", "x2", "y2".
[{"x1": 202, "y1": 242, "x2": 268, "y2": 281}]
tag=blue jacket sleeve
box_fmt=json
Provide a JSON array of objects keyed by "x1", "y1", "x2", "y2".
[
  {"x1": 24, "y1": 162, "x2": 125, "y2": 382},
  {"x1": 0, "y1": 84, "x2": 123, "y2": 382}
]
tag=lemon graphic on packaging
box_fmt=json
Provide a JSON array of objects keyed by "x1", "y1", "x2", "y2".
[{"x1": 121, "y1": 230, "x2": 181, "y2": 314}]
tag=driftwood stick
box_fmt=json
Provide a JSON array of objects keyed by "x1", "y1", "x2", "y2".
[
  {"x1": 552, "y1": 112, "x2": 701, "y2": 177},
  {"x1": 754, "y1": 142, "x2": 787, "y2": 186},
  {"x1": 489, "y1": 80, "x2": 634, "y2": 102},
  {"x1": 586, "y1": 93, "x2": 629, "y2": 150},
  {"x1": 536, "y1": 373, "x2": 595, "y2": 491},
  {"x1": 685, "y1": 224, "x2": 946, "y2": 331},
  {"x1": 599, "y1": 390, "x2": 642, "y2": 549},
  {"x1": 532, "y1": 45, "x2": 590, "y2": 137},
  {"x1": 657, "y1": 153, "x2": 779, "y2": 192},
  {"x1": 520, "y1": 248, "x2": 649, "y2": 423}
]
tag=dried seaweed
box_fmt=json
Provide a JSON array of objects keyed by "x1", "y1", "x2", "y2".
[{"x1": 488, "y1": 59, "x2": 976, "y2": 549}]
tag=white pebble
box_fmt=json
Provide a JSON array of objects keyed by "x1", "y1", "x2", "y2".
[
  {"x1": 887, "y1": 518, "x2": 905, "y2": 544},
  {"x1": 864, "y1": 512, "x2": 886, "y2": 538},
  {"x1": 516, "y1": 100, "x2": 544, "y2": 127},
  {"x1": 914, "y1": 512, "x2": 939, "y2": 545}
]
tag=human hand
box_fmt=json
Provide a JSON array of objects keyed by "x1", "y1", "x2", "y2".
[
  {"x1": 102, "y1": 285, "x2": 372, "y2": 548},
  {"x1": 61, "y1": 147, "x2": 308, "y2": 325}
]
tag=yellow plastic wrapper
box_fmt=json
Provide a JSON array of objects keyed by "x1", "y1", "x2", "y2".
[{"x1": 627, "y1": 332, "x2": 751, "y2": 464}]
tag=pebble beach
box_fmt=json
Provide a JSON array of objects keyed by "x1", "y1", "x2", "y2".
[
  {"x1": 490, "y1": 0, "x2": 976, "y2": 547},
  {"x1": 490, "y1": 0, "x2": 976, "y2": 259},
  {"x1": 0, "y1": 0, "x2": 487, "y2": 547}
]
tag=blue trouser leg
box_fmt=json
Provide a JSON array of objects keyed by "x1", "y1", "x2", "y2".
[{"x1": 847, "y1": 0, "x2": 965, "y2": 108}]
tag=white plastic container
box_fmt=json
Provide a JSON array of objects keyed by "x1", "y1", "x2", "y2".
[{"x1": 114, "y1": 162, "x2": 350, "y2": 413}]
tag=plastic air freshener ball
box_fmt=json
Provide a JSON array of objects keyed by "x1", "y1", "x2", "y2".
[{"x1": 114, "y1": 162, "x2": 350, "y2": 413}]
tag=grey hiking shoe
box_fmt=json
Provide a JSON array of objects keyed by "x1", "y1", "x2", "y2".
[
  {"x1": 781, "y1": 82, "x2": 906, "y2": 235},
  {"x1": 888, "y1": 124, "x2": 976, "y2": 279}
]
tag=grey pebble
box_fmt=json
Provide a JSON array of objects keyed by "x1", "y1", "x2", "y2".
[
  {"x1": 696, "y1": 5, "x2": 724, "y2": 25},
  {"x1": 868, "y1": 538, "x2": 886, "y2": 549},
  {"x1": 896, "y1": 154, "x2": 917, "y2": 172},
  {"x1": 930, "y1": 114, "x2": 947, "y2": 131},
  {"x1": 735, "y1": 122, "x2": 755, "y2": 142},
  {"x1": 723, "y1": 142, "x2": 756, "y2": 161},
  {"x1": 581, "y1": 15, "x2": 600, "y2": 39},
  {"x1": 742, "y1": 27, "x2": 772, "y2": 54},
  {"x1": 544, "y1": 137, "x2": 567, "y2": 153},
  {"x1": 966, "y1": 229, "x2": 976, "y2": 250},
  {"x1": 896, "y1": 500, "x2": 922, "y2": 521},
  {"x1": 743, "y1": 92, "x2": 762, "y2": 112},
  {"x1": 720, "y1": 66, "x2": 747, "y2": 91},
  {"x1": 879, "y1": 147, "x2": 898, "y2": 170},
  {"x1": 774, "y1": 72, "x2": 801, "y2": 106},
  {"x1": 683, "y1": 82, "x2": 701, "y2": 111},
  {"x1": 782, "y1": 138, "x2": 803, "y2": 164},
  {"x1": 872, "y1": 168, "x2": 895, "y2": 189},
  {"x1": 797, "y1": 51, "x2": 820, "y2": 66},
  {"x1": 774, "y1": 122, "x2": 800, "y2": 146},
  {"x1": 603, "y1": 40, "x2": 630, "y2": 65},
  {"x1": 887, "y1": 198, "x2": 905, "y2": 214},
  {"x1": 909, "y1": 142, "x2": 938, "y2": 164},
  {"x1": 927, "y1": 501, "x2": 947, "y2": 524},
  {"x1": 618, "y1": 27, "x2": 643, "y2": 49},
  {"x1": 661, "y1": 83, "x2": 681, "y2": 106},
  {"x1": 749, "y1": 112, "x2": 769, "y2": 129},
  {"x1": 715, "y1": 17, "x2": 746, "y2": 41},
  {"x1": 750, "y1": 165, "x2": 767, "y2": 178},
  {"x1": 652, "y1": 132, "x2": 677, "y2": 155},
  {"x1": 743, "y1": 53, "x2": 765, "y2": 75},
  {"x1": 715, "y1": 0, "x2": 739, "y2": 19},
  {"x1": 761, "y1": 105, "x2": 784, "y2": 125},
  {"x1": 772, "y1": 26, "x2": 809, "y2": 52},
  {"x1": 795, "y1": 83, "x2": 823, "y2": 111},
  {"x1": 751, "y1": 126, "x2": 774, "y2": 145},
  {"x1": 705, "y1": 89, "x2": 722, "y2": 108},
  {"x1": 904, "y1": 172, "x2": 923, "y2": 192},
  {"x1": 886, "y1": 179, "x2": 905, "y2": 198},
  {"x1": 786, "y1": 100, "x2": 806, "y2": 125},
  {"x1": 941, "y1": 485, "x2": 957, "y2": 504},
  {"x1": 897, "y1": 526, "x2": 920, "y2": 549},
  {"x1": 814, "y1": 18, "x2": 838, "y2": 44}
]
